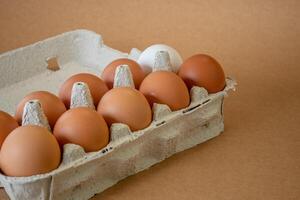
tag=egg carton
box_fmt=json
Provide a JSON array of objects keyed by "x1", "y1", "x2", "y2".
[{"x1": 0, "y1": 29, "x2": 236, "y2": 200}]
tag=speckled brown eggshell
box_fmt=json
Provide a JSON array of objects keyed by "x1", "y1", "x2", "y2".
[
  {"x1": 97, "y1": 87, "x2": 152, "y2": 132},
  {"x1": 101, "y1": 58, "x2": 145, "y2": 89},
  {"x1": 53, "y1": 107, "x2": 109, "y2": 152},
  {"x1": 178, "y1": 54, "x2": 226, "y2": 93},
  {"x1": 15, "y1": 91, "x2": 67, "y2": 129},
  {"x1": 0, "y1": 111, "x2": 19, "y2": 149},
  {"x1": 139, "y1": 71, "x2": 190, "y2": 111},
  {"x1": 0, "y1": 125, "x2": 61, "y2": 177},
  {"x1": 59, "y1": 73, "x2": 109, "y2": 108}
]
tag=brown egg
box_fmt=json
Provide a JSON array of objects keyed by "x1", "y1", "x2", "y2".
[
  {"x1": 59, "y1": 73, "x2": 109, "y2": 108},
  {"x1": 139, "y1": 71, "x2": 190, "y2": 111},
  {"x1": 0, "y1": 111, "x2": 19, "y2": 149},
  {"x1": 178, "y1": 54, "x2": 226, "y2": 93},
  {"x1": 102, "y1": 58, "x2": 145, "y2": 89},
  {"x1": 15, "y1": 91, "x2": 67, "y2": 129},
  {"x1": 0, "y1": 125, "x2": 61, "y2": 177},
  {"x1": 53, "y1": 107, "x2": 109, "y2": 152},
  {"x1": 97, "y1": 87, "x2": 152, "y2": 131}
]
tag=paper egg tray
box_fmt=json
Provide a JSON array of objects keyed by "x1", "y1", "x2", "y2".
[{"x1": 0, "y1": 30, "x2": 236, "y2": 200}]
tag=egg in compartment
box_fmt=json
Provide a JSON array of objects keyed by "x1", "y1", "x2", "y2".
[
  {"x1": 53, "y1": 107, "x2": 109, "y2": 152},
  {"x1": 1, "y1": 100, "x2": 62, "y2": 177},
  {"x1": 54, "y1": 81, "x2": 110, "y2": 152},
  {"x1": 0, "y1": 124, "x2": 61, "y2": 177},
  {"x1": 139, "y1": 49, "x2": 190, "y2": 111},
  {"x1": 101, "y1": 58, "x2": 145, "y2": 89},
  {"x1": 178, "y1": 54, "x2": 226, "y2": 93},
  {"x1": 139, "y1": 71, "x2": 190, "y2": 111},
  {"x1": 15, "y1": 91, "x2": 67, "y2": 129},
  {"x1": 59, "y1": 73, "x2": 108, "y2": 108},
  {"x1": 97, "y1": 87, "x2": 152, "y2": 132},
  {"x1": 137, "y1": 44, "x2": 183, "y2": 74},
  {"x1": 98, "y1": 64, "x2": 152, "y2": 132}
]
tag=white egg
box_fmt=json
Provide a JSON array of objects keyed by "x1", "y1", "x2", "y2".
[{"x1": 137, "y1": 44, "x2": 183, "y2": 74}]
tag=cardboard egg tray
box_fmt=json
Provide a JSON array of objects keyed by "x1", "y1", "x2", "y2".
[{"x1": 0, "y1": 30, "x2": 236, "y2": 200}]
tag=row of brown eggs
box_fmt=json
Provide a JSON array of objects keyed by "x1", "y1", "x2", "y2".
[{"x1": 0, "y1": 53, "x2": 225, "y2": 177}]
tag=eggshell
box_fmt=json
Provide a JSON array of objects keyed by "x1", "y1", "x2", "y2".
[
  {"x1": 15, "y1": 91, "x2": 67, "y2": 129},
  {"x1": 139, "y1": 71, "x2": 190, "y2": 111},
  {"x1": 137, "y1": 44, "x2": 183, "y2": 74},
  {"x1": 0, "y1": 111, "x2": 19, "y2": 149},
  {"x1": 102, "y1": 58, "x2": 145, "y2": 89},
  {"x1": 59, "y1": 73, "x2": 108, "y2": 108},
  {"x1": 178, "y1": 54, "x2": 226, "y2": 93},
  {"x1": 97, "y1": 87, "x2": 152, "y2": 131},
  {"x1": 0, "y1": 125, "x2": 61, "y2": 177},
  {"x1": 53, "y1": 107, "x2": 109, "y2": 152}
]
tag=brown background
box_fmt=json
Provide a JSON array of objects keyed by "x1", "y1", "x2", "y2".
[{"x1": 0, "y1": 0, "x2": 299, "y2": 199}]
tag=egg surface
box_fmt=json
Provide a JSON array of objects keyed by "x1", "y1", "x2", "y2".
[
  {"x1": 97, "y1": 87, "x2": 152, "y2": 131},
  {"x1": 178, "y1": 54, "x2": 226, "y2": 93},
  {"x1": 139, "y1": 71, "x2": 190, "y2": 111},
  {"x1": 102, "y1": 58, "x2": 145, "y2": 89},
  {"x1": 59, "y1": 73, "x2": 108, "y2": 108},
  {"x1": 15, "y1": 91, "x2": 66, "y2": 128},
  {"x1": 53, "y1": 107, "x2": 109, "y2": 152},
  {"x1": 0, "y1": 125, "x2": 61, "y2": 177},
  {"x1": 0, "y1": 111, "x2": 18, "y2": 149},
  {"x1": 137, "y1": 44, "x2": 183, "y2": 74}
]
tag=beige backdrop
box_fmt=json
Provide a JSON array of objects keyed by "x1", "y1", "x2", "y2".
[{"x1": 0, "y1": 0, "x2": 299, "y2": 199}]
